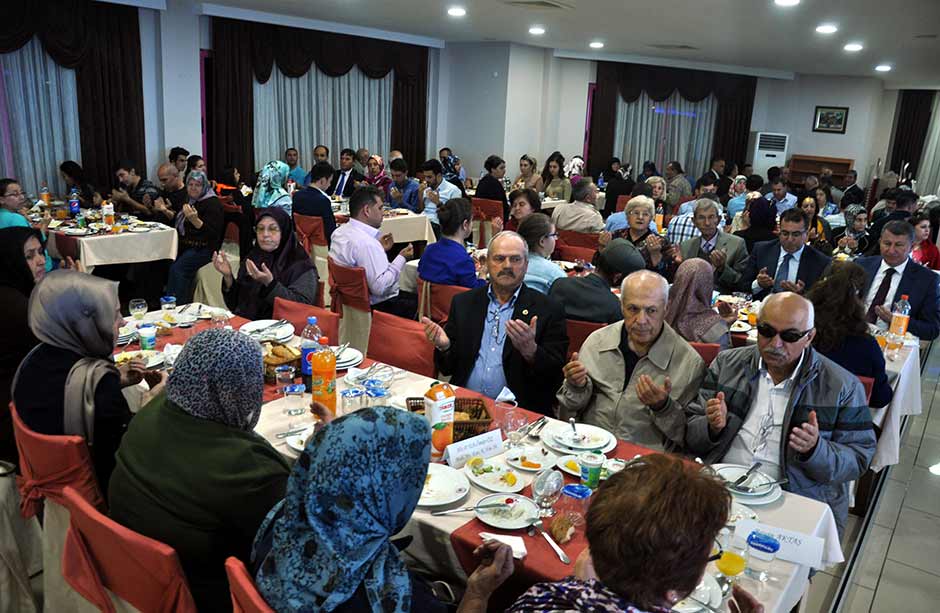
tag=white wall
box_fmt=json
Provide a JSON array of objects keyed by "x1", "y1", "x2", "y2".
[
  {"x1": 159, "y1": 0, "x2": 203, "y2": 162},
  {"x1": 503, "y1": 44, "x2": 546, "y2": 169},
  {"x1": 138, "y1": 8, "x2": 164, "y2": 180},
  {"x1": 749, "y1": 74, "x2": 892, "y2": 183}
]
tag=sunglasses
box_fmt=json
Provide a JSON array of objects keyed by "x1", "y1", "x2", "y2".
[{"x1": 756, "y1": 323, "x2": 812, "y2": 343}]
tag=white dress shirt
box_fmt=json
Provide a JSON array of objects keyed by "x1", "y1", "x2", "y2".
[
  {"x1": 752, "y1": 245, "x2": 804, "y2": 294},
  {"x1": 864, "y1": 257, "x2": 909, "y2": 329},
  {"x1": 329, "y1": 218, "x2": 406, "y2": 304}
]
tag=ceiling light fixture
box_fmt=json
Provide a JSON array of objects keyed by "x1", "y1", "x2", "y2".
[
  {"x1": 447, "y1": 6, "x2": 466, "y2": 17},
  {"x1": 930, "y1": 462, "x2": 940, "y2": 476},
  {"x1": 589, "y1": 41, "x2": 604, "y2": 49},
  {"x1": 529, "y1": 26, "x2": 546, "y2": 35},
  {"x1": 844, "y1": 42, "x2": 863, "y2": 52},
  {"x1": 816, "y1": 24, "x2": 838, "y2": 34},
  {"x1": 875, "y1": 64, "x2": 893, "y2": 72},
  {"x1": 774, "y1": 0, "x2": 800, "y2": 6}
]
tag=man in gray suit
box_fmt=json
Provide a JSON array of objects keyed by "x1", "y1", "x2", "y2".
[{"x1": 679, "y1": 199, "x2": 749, "y2": 293}]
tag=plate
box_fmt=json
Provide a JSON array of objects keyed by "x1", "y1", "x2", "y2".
[
  {"x1": 418, "y1": 463, "x2": 470, "y2": 507},
  {"x1": 716, "y1": 294, "x2": 746, "y2": 305},
  {"x1": 542, "y1": 427, "x2": 617, "y2": 456},
  {"x1": 555, "y1": 455, "x2": 627, "y2": 480},
  {"x1": 285, "y1": 424, "x2": 316, "y2": 453},
  {"x1": 474, "y1": 493, "x2": 539, "y2": 530},
  {"x1": 730, "y1": 321, "x2": 752, "y2": 333},
  {"x1": 728, "y1": 501, "x2": 759, "y2": 526},
  {"x1": 194, "y1": 305, "x2": 233, "y2": 320},
  {"x1": 673, "y1": 573, "x2": 722, "y2": 613},
  {"x1": 550, "y1": 423, "x2": 612, "y2": 450},
  {"x1": 464, "y1": 458, "x2": 525, "y2": 493},
  {"x1": 63, "y1": 228, "x2": 89, "y2": 236},
  {"x1": 505, "y1": 446, "x2": 557, "y2": 472},
  {"x1": 731, "y1": 486, "x2": 782, "y2": 507},
  {"x1": 113, "y1": 350, "x2": 163, "y2": 369},
  {"x1": 129, "y1": 225, "x2": 151, "y2": 233},
  {"x1": 334, "y1": 347, "x2": 364, "y2": 370},
  {"x1": 713, "y1": 464, "x2": 781, "y2": 499},
  {"x1": 239, "y1": 319, "x2": 294, "y2": 342}
]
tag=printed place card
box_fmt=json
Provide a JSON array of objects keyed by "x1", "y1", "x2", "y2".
[
  {"x1": 444, "y1": 429, "x2": 504, "y2": 468},
  {"x1": 733, "y1": 519, "x2": 824, "y2": 568}
]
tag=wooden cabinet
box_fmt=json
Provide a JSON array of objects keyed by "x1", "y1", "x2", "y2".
[{"x1": 788, "y1": 154, "x2": 854, "y2": 190}]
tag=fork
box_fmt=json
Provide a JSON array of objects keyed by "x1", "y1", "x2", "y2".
[{"x1": 250, "y1": 319, "x2": 290, "y2": 338}]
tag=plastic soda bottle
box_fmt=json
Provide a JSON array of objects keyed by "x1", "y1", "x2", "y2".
[
  {"x1": 102, "y1": 202, "x2": 115, "y2": 226},
  {"x1": 68, "y1": 188, "x2": 80, "y2": 217},
  {"x1": 889, "y1": 295, "x2": 911, "y2": 336},
  {"x1": 299, "y1": 316, "x2": 322, "y2": 391},
  {"x1": 311, "y1": 336, "x2": 337, "y2": 415}
]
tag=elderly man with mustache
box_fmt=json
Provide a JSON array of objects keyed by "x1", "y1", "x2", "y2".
[
  {"x1": 685, "y1": 292, "x2": 876, "y2": 537},
  {"x1": 421, "y1": 231, "x2": 568, "y2": 415}
]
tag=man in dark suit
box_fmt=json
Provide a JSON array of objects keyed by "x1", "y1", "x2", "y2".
[
  {"x1": 740, "y1": 208, "x2": 831, "y2": 300},
  {"x1": 420, "y1": 232, "x2": 568, "y2": 415},
  {"x1": 865, "y1": 190, "x2": 915, "y2": 254},
  {"x1": 327, "y1": 148, "x2": 365, "y2": 198},
  {"x1": 699, "y1": 156, "x2": 729, "y2": 196},
  {"x1": 842, "y1": 169, "x2": 865, "y2": 207},
  {"x1": 292, "y1": 161, "x2": 337, "y2": 245},
  {"x1": 857, "y1": 220, "x2": 940, "y2": 340}
]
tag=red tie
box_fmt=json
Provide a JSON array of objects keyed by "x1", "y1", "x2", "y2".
[{"x1": 866, "y1": 268, "x2": 895, "y2": 323}]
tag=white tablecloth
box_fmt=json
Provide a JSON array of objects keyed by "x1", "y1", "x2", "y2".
[
  {"x1": 46, "y1": 226, "x2": 178, "y2": 272},
  {"x1": 334, "y1": 203, "x2": 436, "y2": 245},
  {"x1": 400, "y1": 260, "x2": 420, "y2": 294},
  {"x1": 871, "y1": 343, "x2": 922, "y2": 471}
]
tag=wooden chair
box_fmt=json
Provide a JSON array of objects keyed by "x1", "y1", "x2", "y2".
[
  {"x1": 689, "y1": 342, "x2": 721, "y2": 366},
  {"x1": 558, "y1": 230, "x2": 600, "y2": 250},
  {"x1": 565, "y1": 319, "x2": 606, "y2": 358},
  {"x1": 367, "y1": 311, "x2": 437, "y2": 378},
  {"x1": 472, "y1": 198, "x2": 504, "y2": 248},
  {"x1": 225, "y1": 557, "x2": 275, "y2": 613},
  {"x1": 328, "y1": 257, "x2": 372, "y2": 353}
]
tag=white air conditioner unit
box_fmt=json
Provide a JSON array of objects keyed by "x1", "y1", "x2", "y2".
[{"x1": 748, "y1": 132, "x2": 789, "y2": 179}]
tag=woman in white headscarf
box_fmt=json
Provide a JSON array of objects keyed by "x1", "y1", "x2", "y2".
[{"x1": 12, "y1": 270, "x2": 164, "y2": 492}]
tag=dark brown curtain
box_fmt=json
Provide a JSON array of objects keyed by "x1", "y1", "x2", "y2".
[
  {"x1": 587, "y1": 61, "x2": 756, "y2": 177},
  {"x1": 0, "y1": 0, "x2": 146, "y2": 190},
  {"x1": 209, "y1": 18, "x2": 429, "y2": 178},
  {"x1": 890, "y1": 89, "x2": 936, "y2": 178}
]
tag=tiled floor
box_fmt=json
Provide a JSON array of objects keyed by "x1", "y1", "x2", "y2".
[{"x1": 805, "y1": 343, "x2": 940, "y2": 612}]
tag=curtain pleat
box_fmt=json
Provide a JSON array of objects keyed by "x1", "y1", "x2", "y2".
[
  {"x1": 209, "y1": 18, "x2": 256, "y2": 180},
  {"x1": 915, "y1": 94, "x2": 940, "y2": 197},
  {"x1": 890, "y1": 90, "x2": 936, "y2": 177}
]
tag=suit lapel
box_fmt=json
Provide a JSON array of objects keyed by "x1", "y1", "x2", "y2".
[
  {"x1": 504, "y1": 287, "x2": 536, "y2": 362},
  {"x1": 766, "y1": 243, "x2": 782, "y2": 278},
  {"x1": 893, "y1": 262, "x2": 915, "y2": 306},
  {"x1": 467, "y1": 289, "x2": 488, "y2": 363}
]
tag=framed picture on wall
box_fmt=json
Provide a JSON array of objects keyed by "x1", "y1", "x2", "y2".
[{"x1": 812, "y1": 106, "x2": 850, "y2": 134}]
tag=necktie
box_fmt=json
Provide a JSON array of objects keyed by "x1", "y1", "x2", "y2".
[
  {"x1": 335, "y1": 171, "x2": 347, "y2": 195},
  {"x1": 774, "y1": 253, "x2": 793, "y2": 291},
  {"x1": 866, "y1": 268, "x2": 896, "y2": 323},
  {"x1": 702, "y1": 239, "x2": 713, "y2": 255}
]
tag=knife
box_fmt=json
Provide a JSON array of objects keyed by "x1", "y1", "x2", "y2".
[
  {"x1": 732, "y1": 462, "x2": 762, "y2": 488},
  {"x1": 430, "y1": 503, "x2": 509, "y2": 516}
]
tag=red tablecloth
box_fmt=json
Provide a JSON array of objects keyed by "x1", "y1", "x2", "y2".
[{"x1": 51, "y1": 231, "x2": 81, "y2": 260}]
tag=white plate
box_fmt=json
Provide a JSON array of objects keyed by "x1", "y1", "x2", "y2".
[
  {"x1": 418, "y1": 463, "x2": 470, "y2": 507},
  {"x1": 464, "y1": 458, "x2": 525, "y2": 493},
  {"x1": 129, "y1": 225, "x2": 151, "y2": 233},
  {"x1": 505, "y1": 446, "x2": 557, "y2": 472},
  {"x1": 730, "y1": 321, "x2": 752, "y2": 333},
  {"x1": 474, "y1": 493, "x2": 539, "y2": 530},
  {"x1": 731, "y1": 486, "x2": 782, "y2": 507},
  {"x1": 334, "y1": 347, "x2": 364, "y2": 370},
  {"x1": 542, "y1": 424, "x2": 617, "y2": 455},
  {"x1": 716, "y1": 294, "x2": 746, "y2": 305},
  {"x1": 63, "y1": 228, "x2": 89, "y2": 236},
  {"x1": 549, "y1": 423, "x2": 613, "y2": 451},
  {"x1": 113, "y1": 350, "x2": 163, "y2": 369},
  {"x1": 728, "y1": 501, "x2": 759, "y2": 526},
  {"x1": 673, "y1": 573, "x2": 722, "y2": 613},
  {"x1": 239, "y1": 319, "x2": 294, "y2": 342},
  {"x1": 285, "y1": 424, "x2": 316, "y2": 453},
  {"x1": 555, "y1": 455, "x2": 627, "y2": 480},
  {"x1": 713, "y1": 464, "x2": 779, "y2": 498}
]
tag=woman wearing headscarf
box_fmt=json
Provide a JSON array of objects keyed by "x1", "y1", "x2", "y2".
[
  {"x1": 166, "y1": 170, "x2": 224, "y2": 303},
  {"x1": 253, "y1": 161, "x2": 294, "y2": 215},
  {"x1": 832, "y1": 204, "x2": 870, "y2": 256},
  {"x1": 108, "y1": 329, "x2": 291, "y2": 612},
  {"x1": 564, "y1": 155, "x2": 586, "y2": 185},
  {"x1": 665, "y1": 259, "x2": 737, "y2": 350},
  {"x1": 723, "y1": 174, "x2": 747, "y2": 207},
  {"x1": 253, "y1": 406, "x2": 514, "y2": 613},
  {"x1": 600, "y1": 157, "x2": 625, "y2": 186},
  {"x1": 12, "y1": 270, "x2": 163, "y2": 492},
  {"x1": 364, "y1": 155, "x2": 393, "y2": 200},
  {"x1": 733, "y1": 196, "x2": 778, "y2": 253},
  {"x1": 213, "y1": 208, "x2": 319, "y2": 320},
  {"x1": 0, "y1": 227, "x2": 45, "y2": 463}
]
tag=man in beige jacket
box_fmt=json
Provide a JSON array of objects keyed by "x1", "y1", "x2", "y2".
[
  {"x1": 557, "y1": 270, "x2": 706, "y2": 451},
  {"x1": 550, "y1": 178, "x2": 605, "y2": 233}
]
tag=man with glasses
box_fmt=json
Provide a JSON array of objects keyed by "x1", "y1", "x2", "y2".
[
  {"x1": 420, "y1": 231, "x2": 568, "y2": 415},
  {"x1": 551, "y1": 178, "x2": 605, "y2": 233},
  {"x1": 740, "y1": 208, "x2": 831, "y2": 300},
  {"x1": 557, "y1": 270, "x2": 706, "y2": 451},
  {"x1": 685, "y1": 292, "x2": 876, "y2": 536}
]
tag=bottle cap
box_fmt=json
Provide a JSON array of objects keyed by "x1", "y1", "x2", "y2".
[
  {"x1": 319, "y1": 336, "x2": 329, "y2": 344},
  {"x1": 307, "y1": 316, "x2": 318, "y2": 325},
  {"x1": 746, "y1": 530, "x2": 780, "y2": 554},
  {"x1": 901, "y1": 294, "x2": 909, "y2": 300},
  {"x1": 561, "y1": 484, "x2": 593, "y2": 500}
]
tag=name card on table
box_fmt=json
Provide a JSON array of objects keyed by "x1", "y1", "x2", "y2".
[
  {"x1": 733, "y1": 520, "x2": 824, "y2": 568},
  {"x1": 444, "y1": 430, "x2": 504, "y2": 469}
]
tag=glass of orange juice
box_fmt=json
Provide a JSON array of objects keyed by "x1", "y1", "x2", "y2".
[
  {"x1": 875, "y1": 330, "x2": 888, "y2": 350},
  {"x1": 747, "y1": 311, "x2": 758, "y2": 326}
]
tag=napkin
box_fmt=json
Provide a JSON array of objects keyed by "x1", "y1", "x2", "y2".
[
  {"x1": 479, "y1": 532, "x2": 527, "y2": 559},
  {"x1": 495, "y1": 387, "x2": 517, "y2": 404}
]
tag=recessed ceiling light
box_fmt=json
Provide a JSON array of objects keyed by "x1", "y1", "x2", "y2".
[
  {"x1": 875, "y1": 64, "x2": 893, "y2": 72},
  {"x1": 447, "y1": 6, "x2": 466, "y2": 17},
  {"x1": 931, "y1": 462, "x2": 940, "y2": 476},
  {"x1": 844, "y1": 42, "x2": 864, "y2": 52},
  {"x1": 816, "y1": 24, "x2": 838, "y2": 34},
  {"x1": 529, "y1": 26, "x2": 546, "y2": 35},
  {"x1": 589, "y1": 41, "x2": 604, "y2": 49},
  {"x1": 774, "y1": 0, "x2": 800, "y2": 6}
]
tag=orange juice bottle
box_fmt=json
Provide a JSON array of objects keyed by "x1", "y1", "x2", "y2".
[
  {"x1": 425, "y1": 382, "x2": 456, "y2": 462},
  {"x1": 310, "y1": 336, "x2": 336, "y2": 415}
]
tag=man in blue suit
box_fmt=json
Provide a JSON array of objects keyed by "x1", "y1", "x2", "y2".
[
  {"x1": 857, "y1": 220, "x2": 940, "y2": 340},
  {"x1": 292, "y1": 161, "x2": 337, "y2": 245},
  {"x1": 740, "y1": 208, "x2": 831, "y2": 300}
]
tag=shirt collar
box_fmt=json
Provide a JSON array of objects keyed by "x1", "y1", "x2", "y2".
[
  {"x1": 878, "y1": 257, "x2": 909, "y2": 277},
  {"x1": 487, "y1": 283, "x2": 523, "y2": 309},
  {"x1": 348, "y1": 217, "x2": 381, "y2": 239},
  {"x1": 758, "y1": 348, "x2": 805, "y2": 388},
  {"x1": 781, "y1": 244, "x2": 804, "y2": 261},
  {"x1": 313, "y1": 185, "x2": 329, "y2": 198}
]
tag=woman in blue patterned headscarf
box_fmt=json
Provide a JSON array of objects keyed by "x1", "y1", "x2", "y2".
[{"x1": 253, "y1": 161, "x2": 293, "y2": 215}]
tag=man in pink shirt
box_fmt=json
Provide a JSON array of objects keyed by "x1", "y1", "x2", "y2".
[{"x1": 329, "y1": 185, "x2": 418, "y2": 318}]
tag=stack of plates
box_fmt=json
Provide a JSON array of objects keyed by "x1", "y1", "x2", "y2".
[
  {"x1": 117, "y1": 324, "x2": 137, "y2": 345},
  {"x1": 712, "y1": 463, "x2": 784, "y2": 506},
  {"x1": 239, "y1": 320, "x2": 295, "y2": 343},
  {"x1": 541, "y1": 423, "x2": 616, "y2": 455},
  {"x1": 334, "y1": 347, "x2": 364, "y2": 370}
]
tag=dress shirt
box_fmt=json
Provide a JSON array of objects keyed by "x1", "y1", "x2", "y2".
[
  {"x1": 523, "y1": 253, "x2": 567, "y2": 294},
  {"x1": 465, "y1": 285, "x2": 521, "y2": 399},
  {"x1": 723, "y1": 353, "x2": 804, "y2": 479},
  {"x1": 422, "y1": 179, "x2": 461, "y2": 225},
  {"x1": 328, "y1": 218, "x2": 406, "y2": 304},
  {"x1": 726, "y1": 194, "x2": 747, "y2": 220},
  {"x1": 417, "y1": 237, "x2": 486, "y2": 288},
  {"x1": 287, "y1": 165, "x2": 306, "y2": 186},
  {"x1": 864, "y1": 258, "x2": 909, "y2": 329},
  {"x1": 751, "y1": 245, "x2": 804, "y2": 294},
  {"x1": 700, "y1": 232, "x2": 718, "y2": 254},
  {"x1": 387, "y1": 178, "x2": 420, "y2": 211},
  {"x1": 604, "y1": 212, "x2": 657, "y2": 234},
  {"x1": 665, "y1": 212, "x2": 700, "y2": 246},
  {"x1": 551, "y1": 201, "x2": 605, "y2": 233},
  {"x1": 769, "y1": 192, "x2": 797, "y2": 213}
]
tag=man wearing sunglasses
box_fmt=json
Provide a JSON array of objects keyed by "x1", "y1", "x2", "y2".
[
  {"x1": 685, "y1": 292, "x2": 876, "y2": 536},
  {"x1": 740, "y1": 208, "x2": 831, "y2": 300}
]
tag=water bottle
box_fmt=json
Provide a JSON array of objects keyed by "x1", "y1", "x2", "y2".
[
  {"x1": 886, "y1": 294, "x2": 911, "y2": 361},
  {"x1": 286, "y1": 178, "x2": 296, "y2": 195},
  {"x1": 39, "y1": 182, "x2": 51, "y2": 206},
  {"x1": 299, "y1": 316, "x2": 322, "y2": 391},
  {"x1": 597, "y1": 174, "x2": 606, "y2": 189},
  {"x1": 68, "y1": 187, "x2": 80, "y2": 217},
  {"x1": 311, "y1": 336, "x2": 337, "y2": 416}
]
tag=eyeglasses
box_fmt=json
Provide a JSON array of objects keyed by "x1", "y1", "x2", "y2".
[
  {"x1": 2, "y1": 191, "x2": 24, "y2": 198},
  {"x1": 707, "y1": 538, "x2": 724, "y2": 563},
  {"x1": 255, "y1": 225, "x2": 281, "y2": 235},
  {"x1": 756, "y1": 323, "x2": 812, "y2": 343},
  {"x1": 544, "y1": 232, "x2": 559, "y2": 239},
  {"x1": 486, "y1": 305, "x2": 507, "y2": 343},
  {"x1": 628, "y1": 210, "x2": 651, "y2": 218}
]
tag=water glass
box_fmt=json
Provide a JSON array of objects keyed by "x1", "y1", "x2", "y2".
[
  {"x1": 746, "y1": 531, "x2": 779, "y2": 583},
  {"x1": 160, "y1": 296, "x2": 177, "y2": 313},
  {"x1": 129, "y1": 298, "x2": 148, "y2": 320},
  {"x1": 340, "y1": 388, "x2": 365, "y2": 415},
  {"x1": 275, "y1": 366, "x2": 295, "y2": 395},
  {"x1": 532, "y1": 469, "x2": 564, "y2": 517},
  {"x1": 500, "y1": 406, "x2": 527, "y2": 449},
  {"x1": 211, "y1": 310, "x2": 230, "y2": 328},
  {"x1": 557, "y1": 484, "x2": 592, "y2": 526},
  {"x1": 281, "y1": 383, "x2": 307, "y2": 425}
]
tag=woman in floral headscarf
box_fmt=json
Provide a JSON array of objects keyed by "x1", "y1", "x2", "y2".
[
  {"x1": 253, "y1": 161, "x2": 293, "y2": 215},
  {"x1": 665, "y1": 259, "x2": 736, "y2": 349},
  {"x1": 364, "y1": 154, "x2": 393, "y2": 199}
]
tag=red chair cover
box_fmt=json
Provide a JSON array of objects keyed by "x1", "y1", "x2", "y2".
[
  {"x1": 615, "y1": 195, "x2": 631, "y2": 212},
  {"x1": 417, "y1": 278, "x2": 470, "y2": 325},
  {"x1": 9, "y1": 403, "x2": 104, "y2": 519},
  {"x1": 59, "y1": 486, "x2": 198, "y2": 613},
  {"x1": 293, "y1": 213, "x2": 327, "y2": 254},
  {"x1": 472, "y1": 198, "x2": 505, "y2": 248},
  {"x1": 858, "y1": 376, "x2": 874, "y2": 405},
  {"x1": 316, "y1": 280, "x2": 326, "y2": 308},
  {"x1": 554, "y1": 242, "x2": 596, "y2": 263},
  {"x1": 272, "y1": 297, "x2": 339, "y2": 344},
  {"x1": 225, "y1": 557, "x2": 275, "y2": 613},
  {"x1": 558, "y1": 230, "x2": 600, "y2": 250},
  {"x1": 565, "y1": 320, "x2": 606, "y2": 358},
  {"x1": 367, "y1": 311, "x2": 437, "y2": 378},
  {"x1": 690, "y1": 342, "x2": 721, "y2": 366},
  {"x1": 328, "y1": 257, "x2": 371, "y2": 315}
]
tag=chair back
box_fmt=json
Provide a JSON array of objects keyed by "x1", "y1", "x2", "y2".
[
  {"x1": 225, "y1": 557, "x2": 275, "y2": 613},
  {"x1": 273, "y1": 297, "x2": 339, "y2": 344},
  {"x1": 293, "y1": 213, "x2": 328, "y2": 254},
  {"x1": 367, "y1": 311, "x2": 437, "y2": 378},
  {"x1": 417, "y1": 278, "x2": 470, "y2": 324},
  {"x1": 472, "y1": 198, "x2": 504, "y2": 248},
  {"x1": 327, "y1": 257, "x2": 371, "y2": 315},
  {"x1": 565, "y1": 319, "x2": 606, "y2": 358},
  {"x1": 689, "y1": 342, "x2": 721, "y2": 366},
  {"x1": 558, "y1": 230, "x2": 600, "y2": 250},
  {"x1": 858, "y1": 375, "x2": 874, "y2": 405},
  {"x1": 59, "y1": 486, "x2": 198, "y2": 613},
  {"x1": 554, "y1": 242, "x2": 596, "y2": 263},
  {"x1": 615, "y1": 195, "x2": 631, "y2": 213},
  {"x1": 9, "y1": 403, "x2": 104, "y2": 519}
]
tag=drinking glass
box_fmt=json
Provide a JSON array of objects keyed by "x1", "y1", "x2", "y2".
[
  {"x1": 160, "y1": 296, "x2": 177, "y2": 314},
  {"x1": 281, "y1": 383, "x2": 307, "y2": 426},
  {"x1": 499, "y1": 404, "x2": 527, "y2": 449},
  {"x1": 532, "y1": 469, "x2": 564, "y2": 517},
  {"x1": 129, "y1": 299, "x2": 148, "y2": 320},
  {"x1": 715, "y1": 532, "x2": 749, "y2": 586},
  {"x1": 275, "y1": 365, "x2": 295, "y2": 395},
  {"x1": 211, "y1": 310, "x2": 230, "y2": 328}
]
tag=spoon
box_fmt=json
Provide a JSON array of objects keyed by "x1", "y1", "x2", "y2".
[{"x1": 568, "y1": 417, "x2": 583, "y2": 442}]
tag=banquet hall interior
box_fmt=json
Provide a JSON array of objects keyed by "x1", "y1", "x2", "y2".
[{"x1": 2, "y1": 0, "x2": 940, "y2": 612}]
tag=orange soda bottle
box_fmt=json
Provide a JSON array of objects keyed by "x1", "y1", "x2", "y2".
[{"x1": 310, "y1": 336, "x2": 337, "y2": 415}]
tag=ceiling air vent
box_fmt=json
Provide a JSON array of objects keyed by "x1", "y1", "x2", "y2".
[
  {"x1": 758, "y1": 133, "x2": 788, "y2": 152},
  {"x1": 648, "y1": 44, "x2": 699, "y2": 51},
  {"x1": 502, "y1": 0, "x2": 574, "y2": 9}
]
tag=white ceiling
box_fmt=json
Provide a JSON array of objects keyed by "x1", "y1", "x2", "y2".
[{"x1": 211, "y1": 0, "x2": 940, "y2": 87}]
